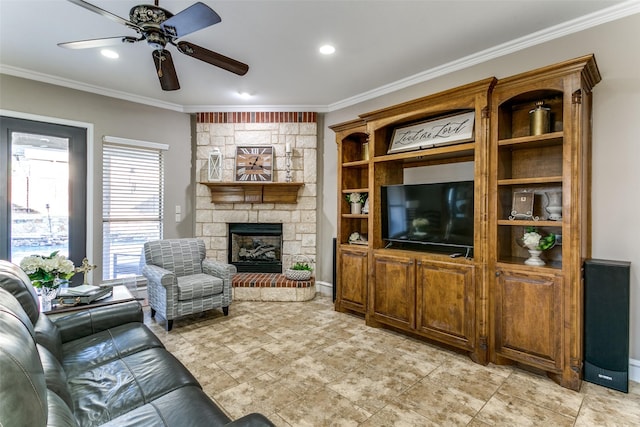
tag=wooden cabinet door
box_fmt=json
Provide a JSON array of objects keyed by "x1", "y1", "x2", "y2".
[
  {"x1": 337, "y1": 247, "x2": 368, "y2": 313},
  {"x1": 370, "y1": 253, "x2": 415, "y2": 330},
  {"x1": 494, "y1": 268, "x2": 563, "y2": 371},
  {"x1": 416, "y1": 259, "x2": 475, "y2": 350}
]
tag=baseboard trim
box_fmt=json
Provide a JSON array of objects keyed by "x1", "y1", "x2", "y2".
[
  {"x1": 315, "y1": 280, "x2": 333, "y2": 297},
  {"x1": 629, "y1": 358, "x2": 640, "y2": 383}
]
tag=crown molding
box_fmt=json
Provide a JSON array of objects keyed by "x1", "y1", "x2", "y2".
[
  {"x1": 0, "y1": 65, "x2": 185, "y2": 112},
  {"x1": 327, "y1": 0, "x2": 640, "y2": 112}
]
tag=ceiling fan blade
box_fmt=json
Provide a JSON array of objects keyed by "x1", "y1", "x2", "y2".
[
  {"x1": 177, "y1": 41, "x2": 249, "y2": 76},
  {"x1": 153, "y1": 49, "x2": 180, "y2": 91},
  {"x1": 66, "y1": 0, "x2": 141, "y2": 31},
  {"x1": 161, "y1": 2, "x2": 221, "y2": 39},
  {"x1": 58, "y1": 36, "x2": 138, "y2": 50}
]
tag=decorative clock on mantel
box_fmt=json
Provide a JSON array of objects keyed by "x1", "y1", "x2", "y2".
[{"x1": 235, "y1": 146, "x2": 273, "y2": 182}]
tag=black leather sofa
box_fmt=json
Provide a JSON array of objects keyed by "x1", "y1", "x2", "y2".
[{"x1": 0, "y1": 260, "x2": 274, "y2": 427}]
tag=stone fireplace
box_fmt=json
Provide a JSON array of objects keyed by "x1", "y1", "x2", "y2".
[
  {"x1": 194, "y1": 112, "x2": 317, "y2": 276},
  {"x1": 228, "y1": 223, "x2": 283, "y2": 273}
]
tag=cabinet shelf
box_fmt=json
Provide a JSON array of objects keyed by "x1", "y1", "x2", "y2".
[
  {"x1": 496, "y1": 259, "x2": 562, "y2": 270},
  {"x1": 339, "y1": 243, "x2": 369, "y2": 251},
  {"x1": 342, "y1": 214, "x2": 369, "y2": 219},
  {"x1": 342, "y1": 188, "x2": 369, "y2": 194},
  {"x1": 497, "y1": 220, "x2": 561, "y2": 227},
  {"x1": 373, "y1": 142, "x2": 475, "y2": 164},
  {"x1": 498, "y1": 176, "x2": 562, "y2": 186},
  {"x1": 342, "y1": 159, "x2": 369, "y2": 168},
  {"x1": 498, "y1": 131, "x2": 563, "y2": 148}
]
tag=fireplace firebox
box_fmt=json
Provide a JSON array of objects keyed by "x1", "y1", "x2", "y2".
[{"x1": 228, "y1": 223, "x2": 283, "y2": 273}]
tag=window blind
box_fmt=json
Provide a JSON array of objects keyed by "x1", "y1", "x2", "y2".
[{"x1": 102, "y1": 140, "x2": 165, "y2": 280}]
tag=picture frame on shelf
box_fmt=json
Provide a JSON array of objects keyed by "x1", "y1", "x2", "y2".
[
  {"x1": 387, "y1": 111, "x2": 475, "y2": 154},
  {"x1": 509, "y1": 191, "x2": 538, "y2": 220},
  {"x1": 235, "y1": 145, "x2": 273, "y2": 182}
]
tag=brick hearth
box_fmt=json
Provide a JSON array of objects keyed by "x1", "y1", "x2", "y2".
[{"x1": 232, "y1": 273, "x2": 315, "y2": 302}]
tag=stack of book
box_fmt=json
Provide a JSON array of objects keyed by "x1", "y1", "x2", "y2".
[{"x1": 58, "y1": 285, "x2": 112, "y2": 305}]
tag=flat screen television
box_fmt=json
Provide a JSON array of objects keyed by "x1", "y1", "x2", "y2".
[{"x1": 381, "y1": 181, "x2": 474, "y2": 254}]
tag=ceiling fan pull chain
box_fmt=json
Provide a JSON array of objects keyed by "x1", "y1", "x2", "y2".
[{"x1": 155, "y1": 50, "x2": 164, "y2": 77}]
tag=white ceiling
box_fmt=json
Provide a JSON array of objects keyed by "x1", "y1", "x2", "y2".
[{"x1": 0, "y1": 0, "x2": 636, "y2": 112}]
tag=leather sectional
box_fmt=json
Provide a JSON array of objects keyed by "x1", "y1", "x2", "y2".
[{"x1": 0, "y1": 260, "x2": 274, "y2": 427}]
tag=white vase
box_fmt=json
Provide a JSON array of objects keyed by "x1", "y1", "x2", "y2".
[
  {"x1": 350, "y1": 202, "x2": 362, "y2": 215},
  {"x1": 524, "y1": 249, "x2": 545, "y2": 266},
  {"x1": 545, "y1": 191, "x2": 562, "y2": 221}
]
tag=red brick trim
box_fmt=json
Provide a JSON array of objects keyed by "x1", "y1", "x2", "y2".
[
  {"x1": 232, "y1": 273, "x2": 314, "y2": 288},
  {"x1": 196, "y1": 112, "x2": 317, "y2": 124}
]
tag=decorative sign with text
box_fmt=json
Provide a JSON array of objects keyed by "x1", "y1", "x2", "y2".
[{"x1": 387, "y1": 111, "x2": 475, "y2": 154}]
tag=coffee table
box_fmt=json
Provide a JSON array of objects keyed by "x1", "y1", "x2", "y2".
[{"x1": 42, "y1": 285, "x2": 135, "y2": 315}]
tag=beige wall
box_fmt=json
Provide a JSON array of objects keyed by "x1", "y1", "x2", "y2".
[
  {"x1": 321, "y1": 13, "x2": 640, "y2": 361},
  {"x1": 0, "y1": 75, "x2": 192, "y2": 280}
]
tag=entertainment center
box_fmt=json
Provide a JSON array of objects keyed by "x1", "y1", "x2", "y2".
[{"x1": 330, "y1": 55, "x2": 600, "y2": 390}]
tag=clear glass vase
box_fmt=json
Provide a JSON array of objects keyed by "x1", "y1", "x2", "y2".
[{"x1": 40, "y1": 285, "x2": 59, "y2": 311}]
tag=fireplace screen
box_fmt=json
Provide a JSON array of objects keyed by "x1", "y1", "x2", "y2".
[{"x1": 228, "y1": 223, "x2": 283, "y2": 273}]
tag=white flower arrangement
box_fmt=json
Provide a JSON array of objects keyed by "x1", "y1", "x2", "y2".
[
  {"x1": 19, "y1": 251, "x2": 75, "y2": 288},
  {"x1": 346, "y1": 192, "x2": 366, "y2": 204},
  {"x1": 522, "y1": 230, "x2": 542, "y2": 248},
  {"x1": 522, "y1": 227, "x2": 555, "y2": 251}
]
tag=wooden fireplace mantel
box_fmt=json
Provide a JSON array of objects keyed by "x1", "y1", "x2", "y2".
[{"x1": 200, "y1": 182, "x2": 304, "y2": 204}]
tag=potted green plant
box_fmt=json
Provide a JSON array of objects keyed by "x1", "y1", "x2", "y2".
[{"x1": 285, "y1": 258, "x2": 313, "y2": 281}]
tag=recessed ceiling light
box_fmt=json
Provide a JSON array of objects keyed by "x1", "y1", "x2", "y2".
[
  {"x1": 101, "y1": 49, "x2": 119, "y2": 59},
  {"x1": 319, "y1": 44, "x2": 336, "y2": 55},
  {"x1": 238, "y1": 92, "x2": 252, "y2": 99}
]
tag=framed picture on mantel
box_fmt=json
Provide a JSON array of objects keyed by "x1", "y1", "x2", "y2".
[{"x1": 387, "y1": 111, "x2": 475, "y2": 154}]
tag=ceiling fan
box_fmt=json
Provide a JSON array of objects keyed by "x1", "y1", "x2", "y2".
[{"x1": 58, "y1": 0, "x2": 249, "y2": 91}]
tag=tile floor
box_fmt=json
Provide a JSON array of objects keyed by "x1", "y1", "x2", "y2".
[{"x1": 143, "y1": 296, "x2": 640, "y2": 426}]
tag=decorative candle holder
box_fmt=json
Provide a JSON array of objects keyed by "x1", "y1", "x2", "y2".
[{"x1": 285, "y1": 146, "x2": 292, "y2": 183}]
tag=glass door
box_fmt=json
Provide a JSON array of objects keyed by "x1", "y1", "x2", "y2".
[
  {"x1": 10, "y1": 132, "x2": 70, "y2": 263},
  {"x1": 1, "y1": 116, "x2": 86, "y2": 283}
]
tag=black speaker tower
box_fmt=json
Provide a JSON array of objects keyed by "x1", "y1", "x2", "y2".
[{"x1": 583, "y1": 259, "x2": 631, "y2": 392}]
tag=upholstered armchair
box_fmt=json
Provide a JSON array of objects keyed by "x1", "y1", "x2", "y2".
[{"x1": 142, "y1": 238, "x2": 236, "y2": 331}]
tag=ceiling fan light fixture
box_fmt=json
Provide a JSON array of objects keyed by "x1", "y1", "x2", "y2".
[
  {"x1": 101, "y1": 49, "x2": 119, "y2": 59},
  {"x1": 61, "y1": 0, "x2": 248, "y2": 91},
  {"x1": 319, "y1": 44, "x2": 336, "y2": 55}
]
